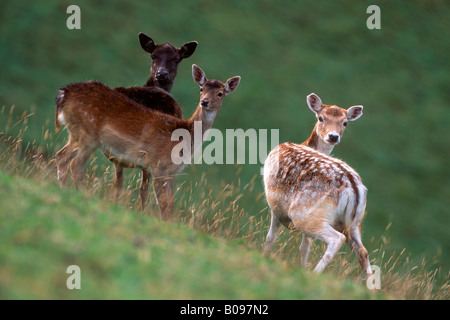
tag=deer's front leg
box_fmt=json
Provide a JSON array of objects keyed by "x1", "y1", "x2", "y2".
[
  {"x1": 113, "y1": 164, "x2": 124, "y2": 202},
  {"x1": 152, "y1": 175, "x2": 175, "y2": 221},
  {"x1": 299, "y1": 234, "x2": 312, "y2": 267},
  {"x1": 264, "y1": 212, "x2": 281, "y2": 255},
  {"x1": 139, "y1": 169, "x2": 152, "y2": 210}
]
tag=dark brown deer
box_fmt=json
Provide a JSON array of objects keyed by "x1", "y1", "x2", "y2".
[
  {"x1": 112, "y1": 33, "x2": 197, "y2": 202},
  {"x1": 114, "y1": 33, "x2": 198, "y2": 117},
  {"x1": 55, "y1": 65, "x2": 240, "y2": 220}
]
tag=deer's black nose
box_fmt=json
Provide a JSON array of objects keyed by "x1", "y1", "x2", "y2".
[
  {"x1": 201, "y1": 98, "x2": 210, "y2": 107},
  {"x1": 156, "y1": 70, "x2": 169, "y2": 80},
  {"x1": 327, "y1": 133, "x2": 340, "y2": 143}
]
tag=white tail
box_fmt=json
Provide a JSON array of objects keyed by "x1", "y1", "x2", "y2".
[{"x1": 263, "y1": 94, "x2": 370, "y2": 275}]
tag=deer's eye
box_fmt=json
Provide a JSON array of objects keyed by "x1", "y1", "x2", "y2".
[
  {"x1": 318, "y1": 116, "x2": 324, "y2": 122},
  {"x1": 217, "y1": 92, "x2": 223, "y2": 98},
  {"x1": 343, "y1": 121, "x2": 348, "y2": 127}
]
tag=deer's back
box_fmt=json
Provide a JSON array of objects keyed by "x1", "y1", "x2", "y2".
[
  {"x1": 60, "y1": 81, "x2": 186, "y2": 140},
  {"x1": 264, "y1": 143, "x2": 366, "y2": 228},
  {"x1": 114, "y1": 86, "x2": 183, "y2": 119}
]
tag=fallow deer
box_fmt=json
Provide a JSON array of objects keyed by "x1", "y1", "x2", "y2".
[
  {"x1": 301, "y1": 93, "x2": 363, "y2": 155},
  {"x1": 112, "y1": 33, "x2": 197, "y2": 202},
  {"x1": 55, "y1": 65, "x2": 240, "y2": 220},
  {"x1": 263, "y1": 93, "x2": 371, "y2": 275},
  {"x1": 114, "y1": 33, "x2": 198, "y2": 116}
]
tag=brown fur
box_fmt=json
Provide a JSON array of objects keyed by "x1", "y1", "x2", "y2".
[
  {"x1": 106, "y1": 34, "x2": 197, "y2": 201},
  {"x1": 114, "y1": 86, "x2": 183, "y2": 119},
  {"x1": 55, "y1": 66, "x2": 240, "y2": 220},
  {"x1": 302, "y1": 104, "x2": 348, "y2": 150},
  {"x1": 114, "y1": 34, "x2": 197, "y2": 116}
]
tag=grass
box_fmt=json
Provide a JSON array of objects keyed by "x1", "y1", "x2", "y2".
[
  {"x1": 0, "y1": 167, "x2": 381, "y2": 300},
  {"x1": 0, "y1": 119, "x2": 448, "y2": 299}
]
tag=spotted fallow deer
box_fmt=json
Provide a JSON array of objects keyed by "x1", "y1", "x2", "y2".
[
  {"x1": 55, "y1": 65, "x2": 240, "y2": 220},
  {"x1": 112, "y1": 33, "x2": 197, "y2": 202},
  {"x1": 263, "y1": 93, "x2": 371, "y2": 275}
]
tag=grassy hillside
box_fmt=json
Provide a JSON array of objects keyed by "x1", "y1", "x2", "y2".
[
  {"x1": 0, "y1": 0, "x2": 449, "y2": 299},
  {"x1": 1, "y1": 0, "x2": 448, "y2": 269},
  {"x1": 0, "y1": 132, "x2": 448, "y2": 299},
  {"x1": 0, "y1": 170, "x2": 381, "y2": 299}
]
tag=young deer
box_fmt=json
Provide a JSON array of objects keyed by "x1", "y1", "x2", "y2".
[
  {"x1": 112, "y1": 33, "x2": 197, "y2": 201},
  {"x1": 55, "y1": 65, "x2": 240, "y2": 220},
  {"x1": 301, "y1": 93, "x2": 363, "y2": 155},
  {"x1": 263, "y1": 93, "x2": 371, "y2": 275}
]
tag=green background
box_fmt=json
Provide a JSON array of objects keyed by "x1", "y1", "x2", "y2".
[{"x1": 1, "y1": 0, "x2": 449, "y2": 276}]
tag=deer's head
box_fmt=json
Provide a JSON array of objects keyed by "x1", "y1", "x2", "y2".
[
  {"x1": 307, "y1": 93, "x2": 363, "y2": 146},
  {"x1": 139, "y1": 33, "x2": 198, "y2": 91},
  {"x1": 192, "y1": 64, "x2": 240, "y2": 113}
]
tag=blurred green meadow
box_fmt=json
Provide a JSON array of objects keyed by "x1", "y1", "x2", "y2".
[{"x1": 0, "y1": 0, "x2": 449, "y2": 298}]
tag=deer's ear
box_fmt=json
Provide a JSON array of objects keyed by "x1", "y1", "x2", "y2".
[
  {"x1": 225, "y1": 76, "x2": 241, "y2": 95},
  {"x1": 347, "y1": 105, "x2": 363, "y2": 121},
  {"x1": 179, "y1": 41, "x2": 198, "y2": 59},
  {"x1": 192, "y1": 64, "x2": 207, "y2": 86},
  {"x1": 307, "y1": 93, "x2": 323, "y2": 114},
  {"x1": 139, "y1": 33, "x2": 156, "y2": 53}
]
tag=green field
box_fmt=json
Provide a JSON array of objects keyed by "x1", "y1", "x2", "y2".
[
  {"x1": 0, "y1": 170, "x2": 384, "y2": 299},
  {"x1": 0, "y1": 0, "x2": 449, "y2": 299}
]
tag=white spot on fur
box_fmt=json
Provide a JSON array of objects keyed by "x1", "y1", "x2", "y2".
[{"x1": 58, "y1": 112, "x2": 65, "y2": 125}]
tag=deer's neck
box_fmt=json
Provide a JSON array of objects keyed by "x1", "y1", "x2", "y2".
[
  {"x1": 185, "y1": 105, "x2": 218, "y2": 154},
  {"x1": 302, "y1": 124, "x2": 334, "y2": 156},
  {"x1": 187, "y1": 105, "x2": 217, "y2": 136}
]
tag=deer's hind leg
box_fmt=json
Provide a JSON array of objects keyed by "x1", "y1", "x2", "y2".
[
  {"x1": 291, "y1": 209, "x2": 345, "y2": 273},
  {"x1": 346, "y1": 223, "x2": 372, "y2": 276},
  {"x1": 313, "y1": 224, "x2": 346, "y2": 273},
  {"x1": 55, "y1": 138, "x2": 78, "y2": 187},
  {"x1": 69, "y1": 134, "x2": 99, "y2": 189}
]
